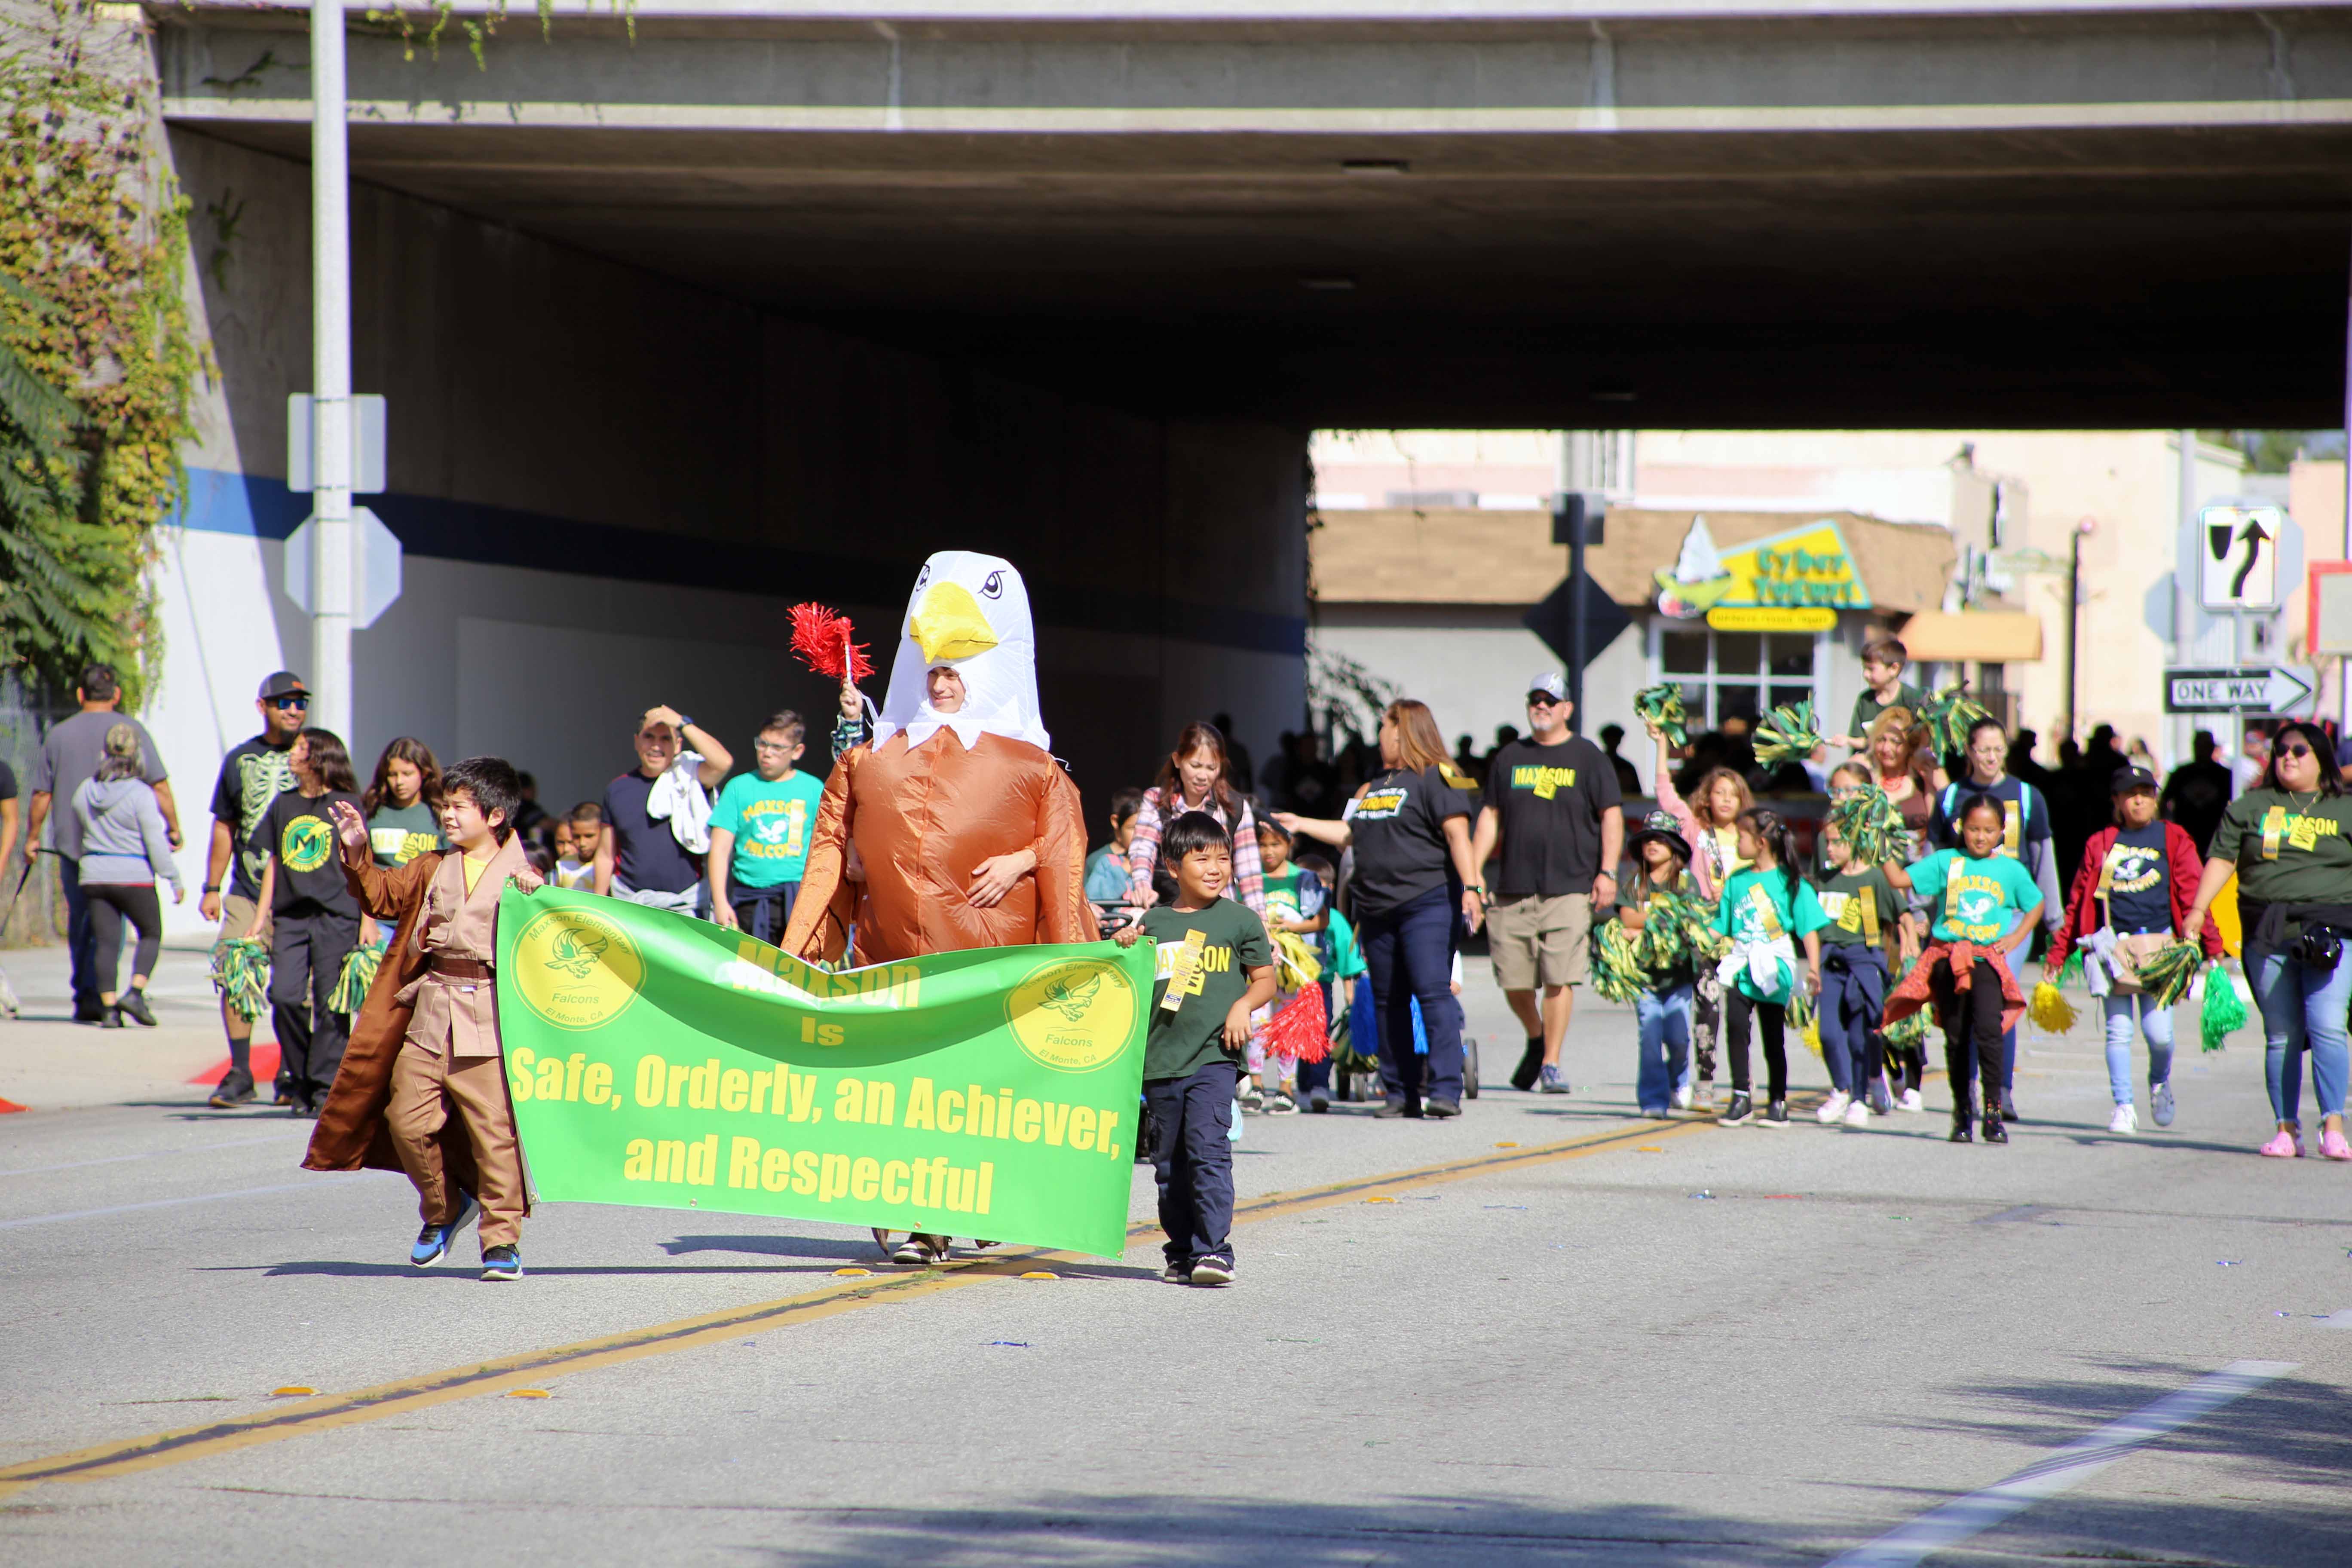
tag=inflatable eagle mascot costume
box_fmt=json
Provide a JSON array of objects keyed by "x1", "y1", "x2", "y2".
[
  {"x1": 780, "y1": 552, "x2": 1097, "y2": 1268},
  {"x1": 779, "y1": 548, "x2": 1097, "y2": 967}
]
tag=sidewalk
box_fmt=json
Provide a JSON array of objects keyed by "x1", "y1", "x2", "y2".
[{"x1": 0, "y1": 938, "x2": 261, "y2": 1113}]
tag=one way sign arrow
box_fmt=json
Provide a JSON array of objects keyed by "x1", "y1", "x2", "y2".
[{"x1": 2163, "y1": 665, "x2": 2314, "y2": 715}]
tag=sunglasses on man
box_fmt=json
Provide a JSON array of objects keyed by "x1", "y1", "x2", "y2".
[
  {"x1": 1526, "y1": 692, "x2": 1565, "y2": 708},
  {"x1": 270, "y1": 694, "x2": 309, "y2": 711}
]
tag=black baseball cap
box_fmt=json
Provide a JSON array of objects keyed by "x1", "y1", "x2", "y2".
[
  {"x1": 257, "y1": 670, "x2": 307, "y2": 700},
  {"x1": 2111, "y1": 766, "x2": 2157, "y2": 793}
]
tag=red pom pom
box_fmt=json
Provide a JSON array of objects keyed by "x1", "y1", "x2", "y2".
[
  {"x1": 788, "y1": 603, "x2": 875, "y2": 683},
  {"x1": 1265, "y1": 983, "x2": 1330, "y2": 1064}
]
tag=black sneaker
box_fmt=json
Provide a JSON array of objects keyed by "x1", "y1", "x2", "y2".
[
  {"x1": 1510, "y1": 1038, "x2": 1544, "y2": 1092},
  {"x1": 1308, "y1": 1087, "x2": 1330, "y2": 1113},
  {"x1": 1949, "y1": 1121, "x2": 1973, "y2": 1143},
  {"x1": 208, "y1": 1069, "x2": 256, "y2": 1110},
  {"x1": 480, "y1": 1245, "x2": 523, "y2": 1281},
  {"x1": 73, "y1": 1000, "x2": 107, "y2": 1025},
  {"x1": 117, "y1": 988, "x2": 157, "y2": 1027},
  {"x1": 1372, "y1": 1100, "x2": 1412, "y2": 1119},
  {"x1": 1424, "y1": 1099, "x2": 1461, "y2": 1119},
  {"x1": 1161, "y1": 1259, "x2": 1190, "y2": 1283},
  {"x1": 1981, "y1": 1116, "x2": 2009, "y2": 1145},
  {"x1": 1721, "y1": 1092, "x2": 1754, "y2": 1126},
  {"x1": 1188, "y1": 1256, "x2": 1234, "y2": 1287},
  {"x1": 1760, "y1": 1099, "x2": 1789, "y2": 1127},
  {"x1": 99, "y1": 1004, "x2": 124, "y2": 1030}
]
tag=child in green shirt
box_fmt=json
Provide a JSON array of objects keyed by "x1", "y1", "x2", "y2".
[
  {"x1": 1712, "y1": 808, "x2": 1827, "y2": 1128},
  {"x1": 1115, "y1": 810, "x2": 1274, "y2": 1286}
]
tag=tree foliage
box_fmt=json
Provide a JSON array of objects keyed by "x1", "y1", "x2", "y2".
[{"x1": 0, "y1": 1, "x2": 205, "y2": 707}]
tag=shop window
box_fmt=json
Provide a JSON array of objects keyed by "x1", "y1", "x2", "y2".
[{"x1": 1651, "y1": 625, "x2": 1821, "y2": 731}]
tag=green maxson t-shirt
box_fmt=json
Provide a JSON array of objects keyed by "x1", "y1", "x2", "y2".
[{"x1": 1142, "y1": 898, "x2": 1272, "y2": 1082}]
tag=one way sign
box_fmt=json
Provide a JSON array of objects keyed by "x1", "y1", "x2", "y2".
[
  {"x1": 2164, "y1": 665, "x2": 2314, "y2": 715},
  {"x1": 2199, "y1": 504, "x2": 2285, "y2": 611}
]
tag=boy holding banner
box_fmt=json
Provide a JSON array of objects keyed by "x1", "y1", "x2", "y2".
[{"x1": 1117, "y1": 810, "x2": 1275, "y2": 1287}]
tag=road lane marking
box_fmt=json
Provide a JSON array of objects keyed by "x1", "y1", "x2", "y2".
[
  {"x1": 1825, "y1": 1359, "x2": 2300, "y2": 1567},
  {"x1": 0, "y1": 1176, "x2": 363, "y2": 1231},
  {"x1": 0, "y1": 1132, "x2": 310, "y2": 1179},
  {"x1": 0, "y1": 1111, "x2": 1712, "y2": 1494}
]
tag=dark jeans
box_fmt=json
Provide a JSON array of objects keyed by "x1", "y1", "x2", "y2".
[
  {"x1": 1359, "y1": 886, "x2": 1464, "y2": 1108},
  {"x1": 60, "y1": 856, "x2": 98, "y2": 1013},
  {"x1": 271, "y1": 909, "x2": 360, "y2": 1104},
  {"x1": 1928, "y1": 954, "x2": 2005, "y2": 1124},
  {"x1": 1146, "y1": 1060, "x2": 1238, "y2": 1267},
  {"x1": 85, "y1": 882, "x2": 163, "y2": 995},
  {"x1": 729, "y1": 882, "x2": 800, "y2": 944},
  {"x1": 1818, "y1": 949, "x2": 1888, "y2": 1097},
  {"x1": 1724, "y1": 991, "x2": 1788, "y2": 1100}
]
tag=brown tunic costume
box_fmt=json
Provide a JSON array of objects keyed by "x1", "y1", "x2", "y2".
[
  {"x1": 303, "y1": 837, "x2": 541, "y2": 1241},
  {"x1": 781, "y1": 728, "x2": 1097, "y2": 965}
]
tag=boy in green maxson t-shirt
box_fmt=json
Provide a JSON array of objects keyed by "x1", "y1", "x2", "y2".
[
  {"x1": 710, "y1": 710, "x2": 826, "y2": 944},
  {"x1": 1117, "y1": 809, "x2": 1275, "y2": 1288}
]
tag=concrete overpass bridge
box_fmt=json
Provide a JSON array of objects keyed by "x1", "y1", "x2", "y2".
[{"x1": 122, "y1": 1, "x2": 2352, "y2": 833}]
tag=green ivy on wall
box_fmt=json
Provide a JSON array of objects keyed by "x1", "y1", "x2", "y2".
[{"x1": 0, "y1": 0, "x2": 205, "y2": 710}]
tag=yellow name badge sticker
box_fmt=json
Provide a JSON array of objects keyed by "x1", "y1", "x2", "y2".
[
  {"x1": 512, "y1": 905, "x2": 646, "y2": 1031},
  {"x1": 1007, "y1": 957, "x2": 1136, "y2": 1073}
]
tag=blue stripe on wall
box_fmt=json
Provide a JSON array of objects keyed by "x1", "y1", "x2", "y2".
[{"x1": 171, "y1": 467, "x2": 1304, "y2": 658}]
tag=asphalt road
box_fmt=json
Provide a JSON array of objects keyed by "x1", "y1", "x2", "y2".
[{"x1": 3, "y1": 956, "x2": 2349, "y2": 1567}]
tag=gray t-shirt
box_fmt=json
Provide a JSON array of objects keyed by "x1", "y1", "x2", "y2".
[{"x1": 31, "y1": 710, "x2": 166, "y2": 858}]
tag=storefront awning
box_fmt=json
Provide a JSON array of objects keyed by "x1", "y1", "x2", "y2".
[{"x1": 1899, "y1": 611, "x2": 2044, "y2": 663}]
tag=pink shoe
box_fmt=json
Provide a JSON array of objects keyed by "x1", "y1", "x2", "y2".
[
  {"x1": 2321, "y1": 1128, "x2": 2352, "y2": 1161},
  {"x1": 2258, "y1": 1128, "x2": 2300, "y2": 1158}
]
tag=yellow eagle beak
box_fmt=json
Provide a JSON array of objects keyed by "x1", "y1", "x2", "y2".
[{"x1": 908, "y1": 581, "x2": 1000, "y2": 664}]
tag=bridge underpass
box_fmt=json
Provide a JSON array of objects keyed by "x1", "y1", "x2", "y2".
[{"x1": 131, "y1": 0, "x2": 2352, "y2": 855}]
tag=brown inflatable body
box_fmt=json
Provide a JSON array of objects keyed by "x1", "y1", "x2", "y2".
[{"x1": 779, "y1": 728, "x2": 1099, "y2": 965}]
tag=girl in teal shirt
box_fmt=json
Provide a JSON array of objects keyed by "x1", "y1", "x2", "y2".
[{"x1": 1711, "y1": 808, "x2": 1827, "y2": 1128}]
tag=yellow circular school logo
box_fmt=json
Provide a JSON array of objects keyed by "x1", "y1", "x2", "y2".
[
  {"x1": 281, "y1": 815, "x2": 335, "y2": 873},
  {"x1": 1006, "y1": 957, "x2": 1135, "y2": 1074},
  {"x1": 512, "y1": 906, "x2": 645, "y2": 1031}
]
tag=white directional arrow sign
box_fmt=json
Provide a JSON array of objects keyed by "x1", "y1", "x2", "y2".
[
  {"x1": 2163, "y1": 665, "x2": 2314, "y2": 715},
  {"x1": 2199, "y1": 505, "x2": 2284, "y2": 611}
]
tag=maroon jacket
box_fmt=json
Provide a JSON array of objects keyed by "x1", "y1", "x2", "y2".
[{"x1": 2045, "y1": 821, "x2": 2223, "y2": 974}]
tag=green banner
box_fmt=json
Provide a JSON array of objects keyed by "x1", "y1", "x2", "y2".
[{"x1": 496, "y1": 888, "x2": 1152, "y2": 1258}]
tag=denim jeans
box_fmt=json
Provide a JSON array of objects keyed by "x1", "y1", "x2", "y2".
[
  {"x1": 1358, "y1": 886, "x2": 1464, "y2": 1108},
  {"x1": 2101, "y1": 993, "x2": 2175, "y2": 1106},
  {"x1": 1818, "y1": 949, "x2": 1888, "y2": 1098},
  {"x1": 59, "y1": 855, "x2": 98, "y2": 1012},
  {"x1": 1634, "y1": 984, "x2": 1694, "y2": 1114},
  {"x1": 2246, "y1": 942, "x2": 2352, "y2": 1122}
]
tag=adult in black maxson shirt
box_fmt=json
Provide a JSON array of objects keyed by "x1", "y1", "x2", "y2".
[
  {"x1": 1278, "y1": 698, "x2": 1484, "y2": 1118},
  {"x1": 1470, "y1": 672, "x2": 1625, "y2": 1094},
  {"x1": 204, "y1": 670, "x2": 306, "y2": 1107}
]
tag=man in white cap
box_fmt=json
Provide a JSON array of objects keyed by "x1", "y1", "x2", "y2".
[{"x1": 1469, "y1": 671, "x2": 1623, "y2": 1094}]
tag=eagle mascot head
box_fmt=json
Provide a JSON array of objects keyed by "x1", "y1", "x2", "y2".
[{"x1": 868, "y1": 551, "x2": 1050, "y2": 754}]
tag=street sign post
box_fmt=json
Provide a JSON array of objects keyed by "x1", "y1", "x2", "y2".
[
  {"x1": 2198, "y1": 504, "x2": 2285, "y2": 611},
  {"x1": 2163, "y1": 665, "x2": 2314, "y2": 715}
]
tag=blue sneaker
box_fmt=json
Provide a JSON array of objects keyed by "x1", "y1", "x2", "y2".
[
  {"x1": 480, "y1": 1245, "x2": 523, "y2": 1282},
  {"x1": 2152, "y1": 1081, "x2": 2176, "y2": 1127},
  {"x1": 408, "y1": 1190, "x2": 480, "y2": 1267}
]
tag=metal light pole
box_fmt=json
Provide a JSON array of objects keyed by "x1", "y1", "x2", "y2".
[
  {"x1": 308, "y1": 0, "x2": 354, "y2": 741},
  {"x1": 2061, "y1": 515, "x2": 2094, "y2": 742}
]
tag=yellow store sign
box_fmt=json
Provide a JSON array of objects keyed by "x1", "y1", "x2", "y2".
[{"x1": 1655, "y1": 517, "x2": 1872, "y2": 619}]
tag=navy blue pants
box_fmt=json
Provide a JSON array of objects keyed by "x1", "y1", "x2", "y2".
[
  {"x1": 1146, "y1": 1060, "x2": 1238, "y2": 1267},
  {"x1": 729, "y1": 882, "x2": 800, "y2": 945},
  {"x1": 1359, "y1": 886, "x2": 1464, "y2": 1109},
  {"x1": 60, "y1": 856, "x2": 98, "y2": 1014},
  {"x1": 1818, "y1": 949, "x2": 1888, "y2": 1097}
]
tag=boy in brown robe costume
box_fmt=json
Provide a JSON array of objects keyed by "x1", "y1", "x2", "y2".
[{"x1": 303, "y1": 756, "x2": 543, "y2": 1279}]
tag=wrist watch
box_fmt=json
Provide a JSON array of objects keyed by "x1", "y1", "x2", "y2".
[
  {"x1": 1467, "y1": 883, "x2": 1487, "y2": 897},
  {"x1": 201, "y1": 882, "x2": 219, "y2": 893},
  {"x1": 675, "y1": 714, "x2": 695, "y2": 730}
]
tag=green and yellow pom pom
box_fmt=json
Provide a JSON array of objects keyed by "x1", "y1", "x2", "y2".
[
  {"x1": 329, "y1": 941, "x2": 385, "y2": 1015},
  {"x1": 2135, "y1": 941, "x2": 2203, "y2": 1008},
  {"x1": 1633, "y1": 684, "x2": 1690, "y2": 750},
  {"x1": 1753, "y1": 699, "x2": 1823, "y2": 769},
  {"x1": 210, "y1": 937, "x2": 271, "y2": 1024}
]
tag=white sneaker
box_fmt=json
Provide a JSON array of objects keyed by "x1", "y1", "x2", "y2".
[
  {"x1": 2108, "y1": 1102, "x2": 2138, "y2": 1135},
  {"x1": 1816, "y1": 1090, "x2": 1851, "y2": 1124},
  {"x1": 1898, "y1": 1088, "x2": 1925, "y2": 1114},
  {"x1": 1691, "y1": 1083, "x2": 1715, "y2": 1113},
  {"x1": 1844, "y1": 1096, "x2": 1871, "y2": 1127}
]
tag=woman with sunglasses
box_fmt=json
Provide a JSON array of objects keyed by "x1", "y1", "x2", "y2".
[{"x1": 2184, "y1": 720, "x2": 2352, "y2": 1159}]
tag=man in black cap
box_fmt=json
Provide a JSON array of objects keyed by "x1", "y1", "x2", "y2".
[{"x1": 202, "y1": 671, "x2": 308, "y2": 1107}]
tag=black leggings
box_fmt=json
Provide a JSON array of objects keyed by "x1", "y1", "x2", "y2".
[
  {"x1": 85, "y1": 883, "x2": 162, "y2": 996},
  {"x1": 1927, "y1": 954, "x2": 2005, "y2": 1123},
  {"x1": 1724, "y1": 991, "x2": 1788, "y2": 1101}
]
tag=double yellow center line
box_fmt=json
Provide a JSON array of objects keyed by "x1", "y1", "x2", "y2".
[{"x1": 0, "y1": 1112, "x2": 1710, "y2": 1496}]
